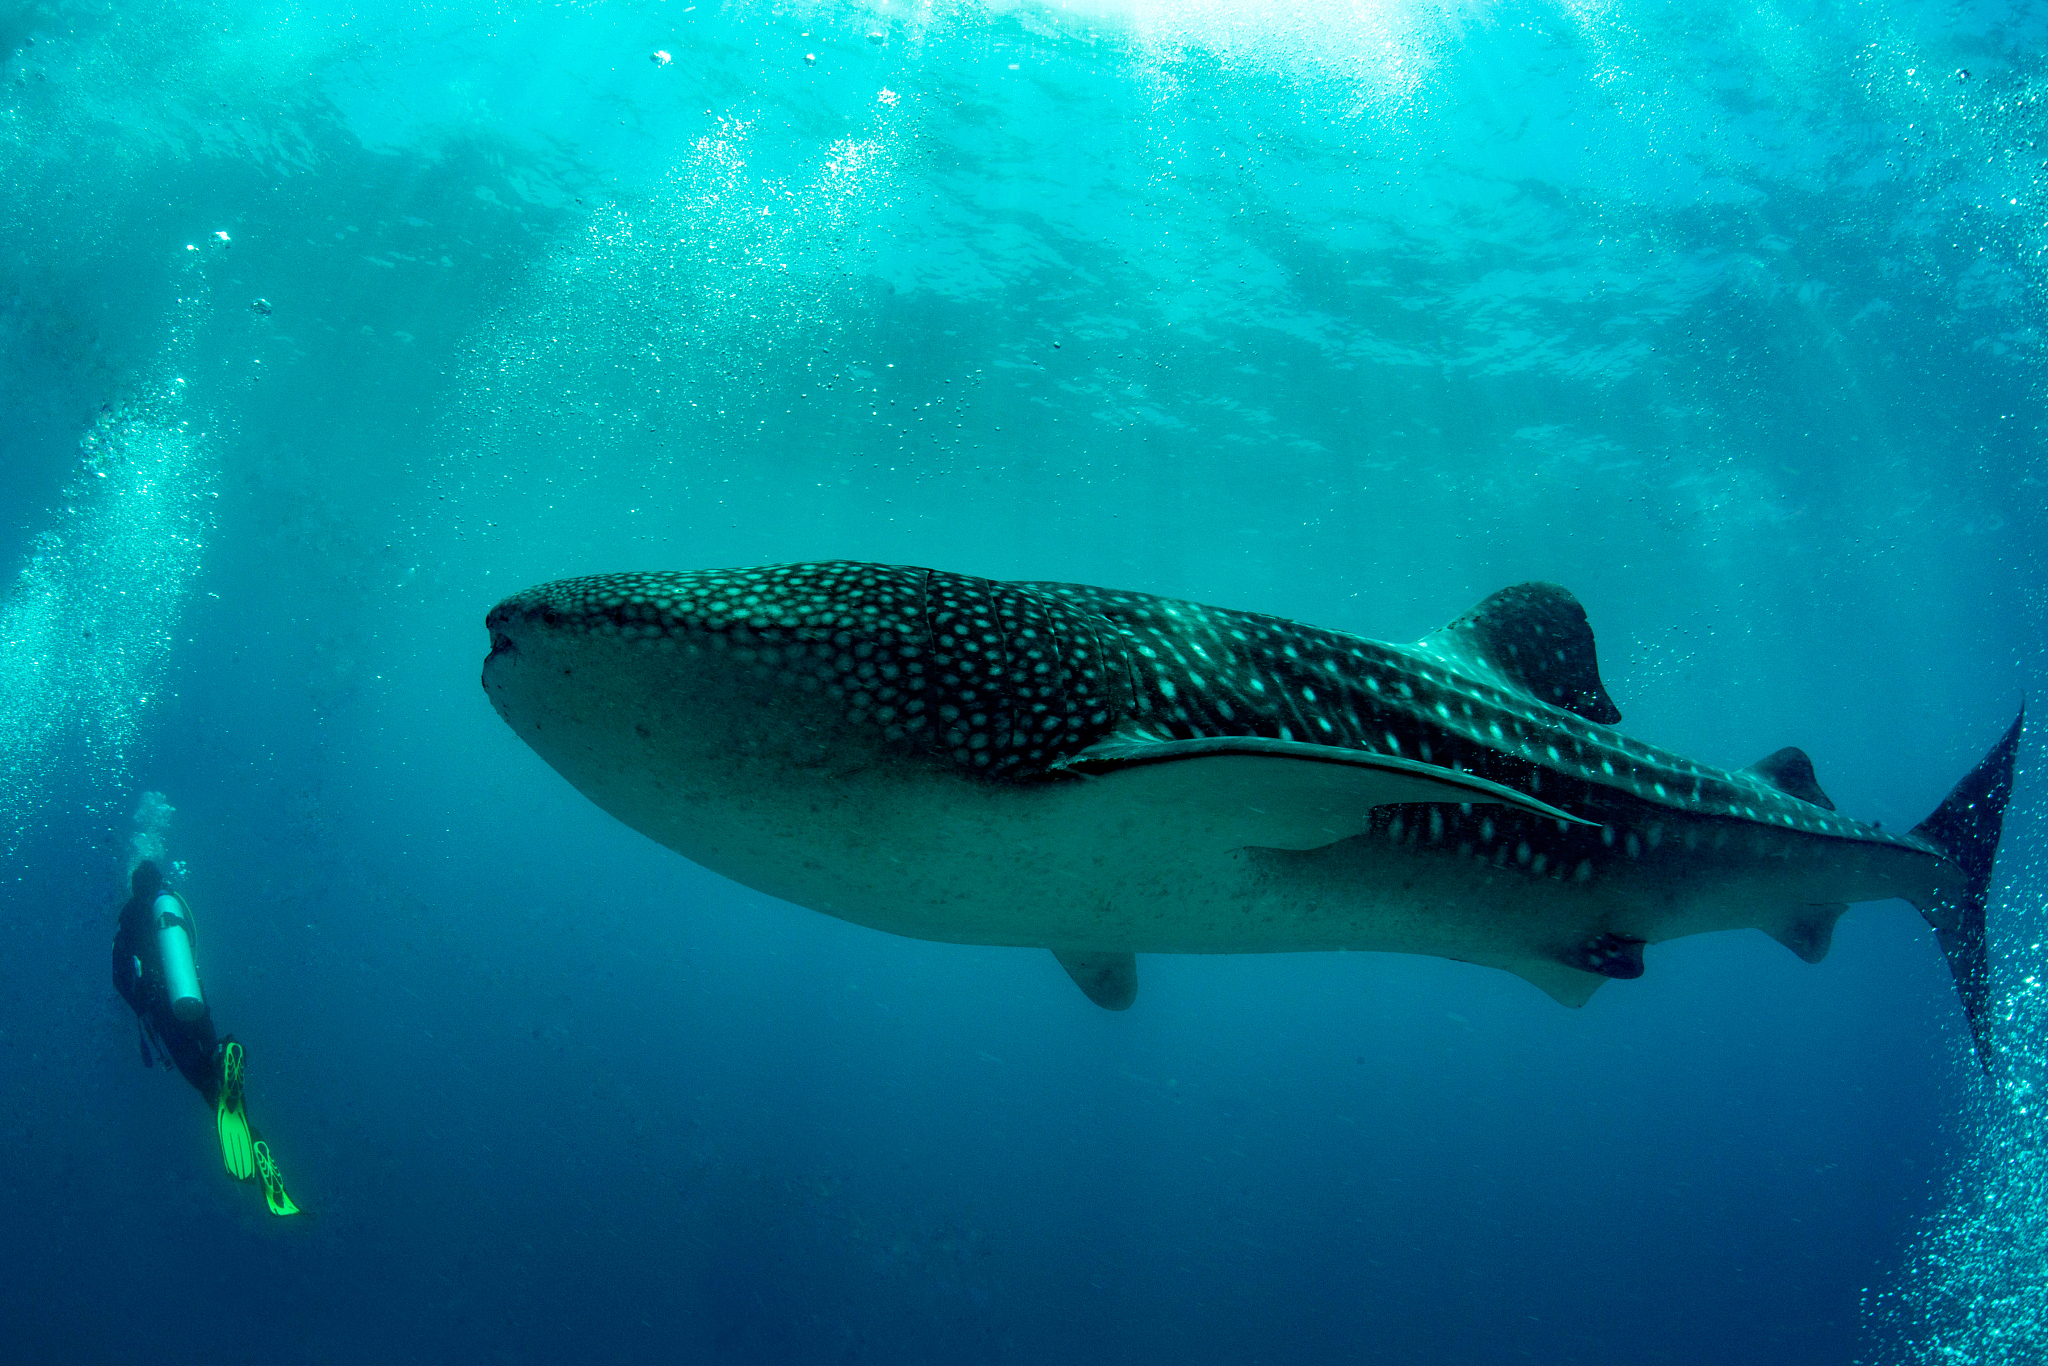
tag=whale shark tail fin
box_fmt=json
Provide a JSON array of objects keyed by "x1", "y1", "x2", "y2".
[{"x1": 1911, "y1": 710, "x2": 2024, "y2": 1072}]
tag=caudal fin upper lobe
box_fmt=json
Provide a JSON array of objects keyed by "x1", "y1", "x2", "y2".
[{"x1": 1912, "y1": 711, "x2": 2025, "y2": 1070}]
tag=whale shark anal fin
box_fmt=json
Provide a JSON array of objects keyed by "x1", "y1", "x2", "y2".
[
  {"x1": 1764, "y1": 903, "x2": 1846, "y2": 964},
  {"x1": 1056, "y1": 734, "x2": 1592, "y2": 851},
  {"x1": 1054, "y1": 950, "x2": 1137, "y2": 1010}
]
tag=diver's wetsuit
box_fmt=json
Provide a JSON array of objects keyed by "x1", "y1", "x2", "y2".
[{"x1": 112, "y1": 861, "x2": 223, "y2": 1105}]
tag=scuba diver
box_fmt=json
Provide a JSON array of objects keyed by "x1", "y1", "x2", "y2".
[{"x1": 113, "y1": 860, "x2": 299, "y2": 1216}]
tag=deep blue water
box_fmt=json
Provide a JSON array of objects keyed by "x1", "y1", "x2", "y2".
[{"x1": 2, "y1": 1, "x2": 2045, "y2": 1362}]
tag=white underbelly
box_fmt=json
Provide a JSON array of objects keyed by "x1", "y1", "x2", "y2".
[
  {"x1": 566, "y1": 732, "x2": 1611, "y2": 967},
  {"x1": 486, "y1": 633, "x2": 1939, "y2": 983}
]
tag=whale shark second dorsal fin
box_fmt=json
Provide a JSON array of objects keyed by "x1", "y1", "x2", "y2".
[
  {"x1": 1741, "y1": 746, "x2": 1836, "y2": 810},
  {"x1": 1419, "y1": 583, "x2": 1622, "y2": 725}
]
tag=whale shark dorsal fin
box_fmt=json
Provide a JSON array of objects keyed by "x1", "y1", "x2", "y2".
[
  {"x1": 1741, "y1": 746, "x2": 1836, "y2": 810},
  {"x1": 1057, "y1": 733, "x2": 1595, "y2": 852},
  {"x1": 1420, "y1": 583, "x2": 1622, "y2": 725}
]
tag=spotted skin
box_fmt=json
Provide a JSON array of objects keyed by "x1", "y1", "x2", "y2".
[
  {"x1": 1025, "y1": 577, "x2": 1912, "y2": 847},
  {"x1": 482, "y1": 560, "x2": 2012, "y2": 1037},
  {"x1": 500, "y1": 562, "x2": 1122, "y2": 771}
]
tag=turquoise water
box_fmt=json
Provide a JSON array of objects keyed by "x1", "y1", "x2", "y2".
[{"x1": 2, "y1": 1, "x2": 2043, "y2": 1361}]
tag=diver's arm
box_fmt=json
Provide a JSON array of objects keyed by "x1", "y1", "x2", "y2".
[{"x1": 111, "y1": 904, "x2": 147, "y2": 1011}]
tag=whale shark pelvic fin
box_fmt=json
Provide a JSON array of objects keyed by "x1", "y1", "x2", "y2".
[{"x1": 1054, "y1": 950, "x2": 1137, "y2": 1010}]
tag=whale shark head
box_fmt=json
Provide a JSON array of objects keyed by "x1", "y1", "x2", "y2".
[{"x1": 483, "y1": 562, "x2": 1129, "y2": 791}]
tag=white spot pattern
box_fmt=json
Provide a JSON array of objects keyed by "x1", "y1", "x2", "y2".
[{"x1": 489, "y1": 561, "x2": 1929, "y2": 871}]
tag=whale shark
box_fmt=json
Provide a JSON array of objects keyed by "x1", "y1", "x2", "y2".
[{"x1": 482, "y1": 561, "x2": 2019, "y2": 1060}]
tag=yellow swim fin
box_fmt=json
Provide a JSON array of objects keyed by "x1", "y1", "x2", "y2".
[
  {"x1": 253, "y1": 1140, "x2": 299, "y2": 1217},
  {"x1": 215, "y1": 1041, "x2": 255, "y2": 1182}
]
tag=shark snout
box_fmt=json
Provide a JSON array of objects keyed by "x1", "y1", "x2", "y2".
[
  {"x1": 481, "y1": 600, "x2": 530, "y2": 677},
  {"x1": 482, "y1": 593, "x2": 562, "y2": 689},
  {"x1": 482, "y1": 592, "x2": 585, "y2": 672}
]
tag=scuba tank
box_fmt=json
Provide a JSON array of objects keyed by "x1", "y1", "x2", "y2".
[{"x1": 152, "y1": 892, "x2": 206, "y2": 1023}]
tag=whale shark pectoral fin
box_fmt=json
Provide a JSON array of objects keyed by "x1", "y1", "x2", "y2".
[
  {"x1": 1764, "y1": 904, "x2": 1846, "y2": 965},
  {"x1": 1056, "y1": 734, "x2": 1593, "y2": 852},
  {"x1": 1053, "y1": 950, "x2": 1137, "y2": 1010}
]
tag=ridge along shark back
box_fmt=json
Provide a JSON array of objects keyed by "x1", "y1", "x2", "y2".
[{"x1": 480, "y1": 562, "x2": 2021, "y2": 1066}]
